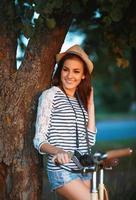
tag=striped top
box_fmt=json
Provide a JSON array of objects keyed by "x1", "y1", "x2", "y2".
[{"x1": 33, "y1": 86, "x2": 96, "y2": 171}]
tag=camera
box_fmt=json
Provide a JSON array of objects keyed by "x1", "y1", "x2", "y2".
[{"x1": 74, "y1": 150, "x2": 93, "y2": 167}]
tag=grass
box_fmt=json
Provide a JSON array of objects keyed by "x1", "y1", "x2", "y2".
[
  {"x1": 96, "y1": 111, "x2": 136, "y2": 121},
  {"x1": 94, "y1": 138, "x2": 136, "y2": 153}
]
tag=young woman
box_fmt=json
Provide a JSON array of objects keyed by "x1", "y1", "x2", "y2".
[{"x1": 33, "y1": 45, "x2": 97, "y2": 200}]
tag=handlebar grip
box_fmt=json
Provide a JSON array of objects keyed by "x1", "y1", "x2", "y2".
[{"x1": 106, "y1": 148, "x2": 133, "y2": 159}]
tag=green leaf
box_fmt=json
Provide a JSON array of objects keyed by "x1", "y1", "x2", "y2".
[
  {"x1": 103, "y1": 16, "x2": 112, "y2": 26},
  {"x1": 46, "y1": 17, "x2": 56, "y2": 29},
  {"x1": 110, "y1": 7, "x2": 123, "y2": 22}
]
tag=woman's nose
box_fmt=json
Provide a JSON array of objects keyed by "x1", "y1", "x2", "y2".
[{"x1": 67, "y1": 71, "x2": 73, "y2": 78}]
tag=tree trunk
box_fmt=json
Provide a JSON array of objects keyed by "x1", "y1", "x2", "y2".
[
  {"x1": 0, "y1": 2, "x2": 73, "y2": 199},
  {"x1": 0, "y1": 0, "x2": 17, "y2": 78}
]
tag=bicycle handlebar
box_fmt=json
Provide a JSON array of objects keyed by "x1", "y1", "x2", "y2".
[
  {"x1": 94, "y1": 148, "x2": 133, "y2": 168},
  {"x1": 104, "y1": 148, "x2": 132, "y2": 160},
  {"x1": 53, "y1": 148, "x2": 133, "y2": 172}
]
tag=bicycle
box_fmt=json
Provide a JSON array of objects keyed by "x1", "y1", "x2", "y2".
[{"x1": 55, "y1": 148, "x2": 132, "y2": 200}]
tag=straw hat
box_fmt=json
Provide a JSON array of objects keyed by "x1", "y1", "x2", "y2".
[{"x1": 56, "y1": 44, "x2": 94, "y2": 74}]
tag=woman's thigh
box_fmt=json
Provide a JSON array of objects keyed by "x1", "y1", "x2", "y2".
[
  {"x1": 56, "y1": 179, "x2": 91, "y2": 200},
  {"x1": 83, "y1": 179, "x2": 91, "y2": 189}
]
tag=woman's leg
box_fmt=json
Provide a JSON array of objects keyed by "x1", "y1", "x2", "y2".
[
  {"x1": 56, "y1": 179, "x2": 91, "y2": 200},
  {"x1": 83, "y1": 179, "x2": 91, "y2": 189}
]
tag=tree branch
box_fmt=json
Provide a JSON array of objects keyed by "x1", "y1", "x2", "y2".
[{"x1": 17, "y1": 14, "x2": 73, "y2": 92}]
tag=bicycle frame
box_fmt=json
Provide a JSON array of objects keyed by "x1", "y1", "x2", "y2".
[
  {"x1": 90, "y1": 168, "x2": 109, "y2": 200},
  {"x1": 89, "y1": 148, "x2": 132, "y2": 200}
]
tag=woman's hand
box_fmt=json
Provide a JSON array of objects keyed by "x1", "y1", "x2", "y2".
[{"x1": 52, "y1": 150, "x2": 71, "y2": 165}]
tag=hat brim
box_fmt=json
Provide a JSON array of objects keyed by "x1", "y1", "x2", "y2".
[{"x1": 56, "y1": 48, "x2": 93, "y2": 74}]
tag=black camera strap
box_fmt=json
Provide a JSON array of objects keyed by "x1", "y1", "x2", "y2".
[
  {"x1": 65, "y1": 94, "x2": 79, "y2": 149},
  {"x1": 76, "y1": 93, "x2": 91, "y2": 155},
  {"x1": 65, "y1": 92, "x2": 91, "y2": 155}
]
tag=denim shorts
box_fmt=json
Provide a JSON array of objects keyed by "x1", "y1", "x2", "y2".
[{"x1": 47, "y1": 168, "x2": 92, "y2": 191}]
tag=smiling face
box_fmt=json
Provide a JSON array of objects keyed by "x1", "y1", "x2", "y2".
[{"x1": 61, "y1": 58, "x2": 85, "y2": 97}]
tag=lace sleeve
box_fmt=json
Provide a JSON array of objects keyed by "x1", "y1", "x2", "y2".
[{"x1": 33, "y1": 89, "x2": 55, "y2": 154}]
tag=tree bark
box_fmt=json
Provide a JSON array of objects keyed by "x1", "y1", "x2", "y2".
[
  {"x1": 0, "y1": 0, "x2": 17, "y2": 79},
  {"x1": 0, "y1": 3, "x2": 73, "y2": 200}
]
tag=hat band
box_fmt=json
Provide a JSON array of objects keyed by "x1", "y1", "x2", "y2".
[{"x1": 67, "y1": 51, "x2": 83, "y2": 58}]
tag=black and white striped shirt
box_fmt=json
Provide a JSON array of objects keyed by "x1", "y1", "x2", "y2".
[{"x1": 33, "y1": 86, "x2": 96, "y2": 171}]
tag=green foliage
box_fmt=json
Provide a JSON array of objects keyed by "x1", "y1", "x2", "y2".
[
  {"x1": 72, "y1": 0, "x2": 136, "y2": 67},
  {"x1": 69, "y1": 0, "x2": 136, "y2": 112},
  {"x1": 99, "y1": 0, "x2": 136, "y2": 57},
  {"x1": 15, "y1": 0, "x2": 91, "y2": 37},
  {"x1": 15, "y1": 0, "x2": 136, "y2": 60},
  {"x1": 101, "y1": 0, "x2": 131, "y2": 22},
  {"x1": 34, "y1": 0, "x2": 63, "y2": 16},
  {"x1": 93, "y1": 57, "x2": 135, "y2": 112}
]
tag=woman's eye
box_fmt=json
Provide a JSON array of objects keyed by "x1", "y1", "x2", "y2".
[
  {"x1": 74, "y1": 70, "x2": 80, "y2": 73},
  {"x1": 63, "y1": 67, "x2": 68, "y2": 71}
]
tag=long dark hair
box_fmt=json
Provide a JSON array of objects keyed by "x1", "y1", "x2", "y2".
[{"x1": 52, "y1": 53, "x2": 92, "y2": 110}]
